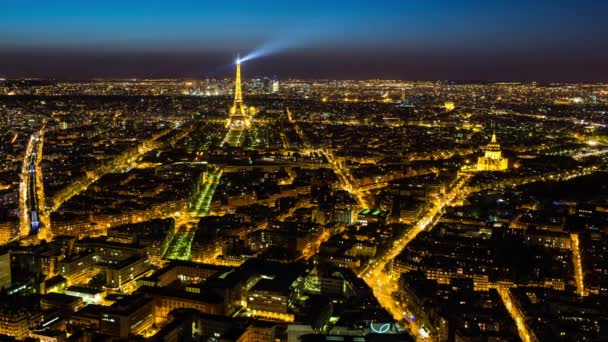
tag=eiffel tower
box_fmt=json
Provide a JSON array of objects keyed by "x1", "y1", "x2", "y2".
[{"x1": 228, "y1": 54, "x2": 250, "y2": 128}]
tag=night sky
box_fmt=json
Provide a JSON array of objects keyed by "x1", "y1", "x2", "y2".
[{"x1": 1, "y1": 0, "x2": 608, "y2": 81}]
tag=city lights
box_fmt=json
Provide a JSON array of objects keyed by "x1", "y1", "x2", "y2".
[
  {"x1": 1, "y1": 2, "x2": 608, "y2": 338},
  {"x1": 3, "y1": 59, "x2": 608, "y2": 342}
]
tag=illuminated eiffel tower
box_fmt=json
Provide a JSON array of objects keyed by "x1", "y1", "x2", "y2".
[{"x1": 228, "y1": 54, "x2": 250, "y2": 128}]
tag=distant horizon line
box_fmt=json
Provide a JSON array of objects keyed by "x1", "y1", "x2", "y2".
[{"x1": 2, "y1": 77, "x2": 607, "y2": 84}]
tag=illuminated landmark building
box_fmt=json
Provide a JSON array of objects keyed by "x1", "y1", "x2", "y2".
[
  {"x1": 477, "y1": 131, "x2": 508, "y2": 171},
  {"x1": 224, "y1": 55, "x2": 251, "y2": 147},
  {"x1": 228, "y1": 54, "x2": 250, "y2": 129}
]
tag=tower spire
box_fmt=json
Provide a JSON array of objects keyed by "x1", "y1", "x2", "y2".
[
  {"x1": 228, "y1": 53, "x2": 249, "y2": 131},
  {"x1": 232, "y1": 53, "x2": 244, "y2": 114}
]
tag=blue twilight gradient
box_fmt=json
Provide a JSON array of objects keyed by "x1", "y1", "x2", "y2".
[{"x1": 1, "y1": 0, "x2": 608, "y2": 80}]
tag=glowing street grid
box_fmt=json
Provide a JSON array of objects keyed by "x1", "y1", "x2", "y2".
[
  {"x1": 191, "y1": 168, "x2": 223, "y2": 217},
  {"x1": 165, "y1": 168, "x2": 222, "y2": 260},
  {"x1": 165, "y1": 227, "x2": 195, "y2": 261},
  {"x1": 223, "y1": 128, "x2": 245, "y2": 147}
]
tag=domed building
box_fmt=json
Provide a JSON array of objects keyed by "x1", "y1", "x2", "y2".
[{"x1": 477, "y1": 132, "x2": 508, "y2": 171}]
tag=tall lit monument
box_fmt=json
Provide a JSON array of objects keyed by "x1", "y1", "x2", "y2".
[
  {"x1": 229, "y1": 54, "x2": 250, "y2": 128},
  {"x1": 476, "y1": 130, "x2": 508, "y2": 171},
  {"x1": 223, "y1": 54, "x2": 250, "y2": 147}
]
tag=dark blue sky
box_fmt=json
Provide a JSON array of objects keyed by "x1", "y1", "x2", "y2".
[{"x1": 1, "y1": 0, "x2": 608, "y2": 80}]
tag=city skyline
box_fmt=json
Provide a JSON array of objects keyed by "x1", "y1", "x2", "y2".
[
  {"x1": 2, "y1": 0, "x2": 608, "y2": 80},
  {"x1": 2, "y1": 65, "x2": 608, "y2": 341},
  {"x1": 2, "y1": 2, "x2": 608, "y2": 341}
]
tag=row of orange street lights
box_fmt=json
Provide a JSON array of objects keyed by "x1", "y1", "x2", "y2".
[
  {"x1": 322, "y1": 149, "x2": 371, "y2": 208},
  {"x1": 570, "y1": 233, "x2": 586, "y2": 297},
  {"x1": 359, "y1": 174, "x2": 472, "y2": 340},
  {"x1": 497, "y1": 287, "x2": 534, "y2": 342},
  {"x1": 19, "y1": 134, "x2": 37, "y2": 237}
]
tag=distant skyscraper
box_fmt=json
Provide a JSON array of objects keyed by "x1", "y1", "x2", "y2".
[
  {"x1": 261, "y1": 78, "x2": 271, "y2": 93},
  {"x1": 272, "y1": 80, "x2": 279, "y2": 94}
]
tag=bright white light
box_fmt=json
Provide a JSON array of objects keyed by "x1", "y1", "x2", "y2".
[{"x1": 419, "y1": 327, "x2": 430, "y2": 338}]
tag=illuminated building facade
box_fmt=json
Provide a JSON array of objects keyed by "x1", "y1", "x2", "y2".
[
  {"x1": 58, "y1": 251, "x2": 96, "y2": 285},
  {"x1": 139, "y1": 286, "x2": 225, "y2": 320},
  {"x1": 65, "y1": 285, "x2": 104, "y2": 305},
  {"x1": 237, "y1": 324, "x2": 277, "y2": 341},
  {"x1": 247, "y1": 280, "x2": 295, "y2": 322},
  {"x1": 477, "y1": 132, "x2": 508, "y2": 171},
  {"x1": 0, "y1": 308, "x2": 40, "y2": 340},
  {"x1": 0, "y1": 250, "x2": 10, "y2": 289},
  {"x1": 272, "y1": 80, "x2": 280, "y2": 93},
  {"x1": 104, "y1": 255, "x2": 151, "y2": 291}
]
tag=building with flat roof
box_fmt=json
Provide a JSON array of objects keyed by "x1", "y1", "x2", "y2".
[
  {"x1": 58, "y1": 251, "x2": 95, "y2": 285},
  {"x1": 65, "y1": 286, "x2": 105, "y2": 305},
  {"x1": 104, "y1": 255, "x2": 150, "y2": 291},
  {"x1": 99, "y1": 294, "x2": 155, "y2": 339},
  {"x1": 137, "y1": 285, "x2": 225, "y2": 321},
  {"x1": 357, "y1": 209, "x2": 387, "y2": 225},
  {"x1": 40, "y1": 293, "x2": 85, "y2": 314}
]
